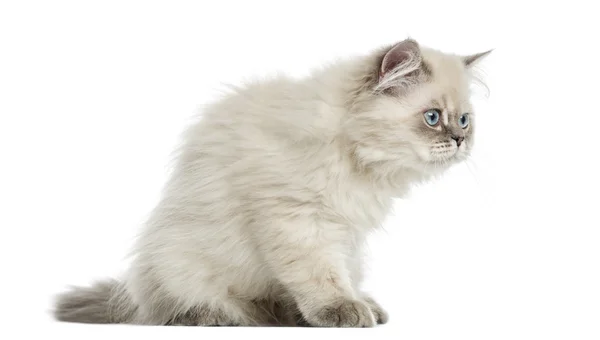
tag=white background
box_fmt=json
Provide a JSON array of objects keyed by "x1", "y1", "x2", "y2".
[{"x1": 1, "y1": 1, "x2": 599, "y2": 339}]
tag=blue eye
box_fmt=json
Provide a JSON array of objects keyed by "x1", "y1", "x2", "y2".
[
  {"x1": 424, "y1": 109, "x2": 440, "y2": 126},
  {"x1": 458, "y1": 113, "x2": 470, "y2": 128}
]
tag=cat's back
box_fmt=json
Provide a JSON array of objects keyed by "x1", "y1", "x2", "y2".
[
  {"x1": 191, "y1": 74, "x2": 343, "y2": 150},
  {"x1": 164, "y1": 75, "x2": 344, "y2": 213}
]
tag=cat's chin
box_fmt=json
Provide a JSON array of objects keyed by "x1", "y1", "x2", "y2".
[{"x1": 418, "y1": 156, "x2": 465, "y2": 176}]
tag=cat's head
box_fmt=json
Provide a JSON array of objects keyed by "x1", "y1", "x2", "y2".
[{"x1": 345, "y1": 39, "x2": 490, "y2": 179}]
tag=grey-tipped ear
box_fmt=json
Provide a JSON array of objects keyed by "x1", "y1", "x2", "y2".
[
  {"x1": 464, "y1": 49, "x2": 493, "y2": 67},
  {"x1": 376, "y1": 39, "x2": 424, "y2": 92},
  {"x1": 380, "y1": 38, "x2": 421, "y2": 79}
]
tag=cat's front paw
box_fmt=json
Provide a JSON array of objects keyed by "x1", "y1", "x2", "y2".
[
  {"x1": 363, "y1": 296, "x2": 389, "y2": 324},
  {"x1": 305, "y1": 298, "x2": 376, "y2": 327}
]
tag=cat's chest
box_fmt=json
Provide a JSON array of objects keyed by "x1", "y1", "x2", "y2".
[{"x1": 324, "y1": 187, "x2": 392, "y2": 230}]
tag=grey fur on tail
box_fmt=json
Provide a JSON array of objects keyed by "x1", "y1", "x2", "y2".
[{"x1": 53, "y1": 279, "x2": 136, "y2": 324}]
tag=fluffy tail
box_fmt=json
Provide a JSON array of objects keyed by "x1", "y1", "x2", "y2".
[{"x1": 53, "y1": 279, "x2": 137, "y2": 324}]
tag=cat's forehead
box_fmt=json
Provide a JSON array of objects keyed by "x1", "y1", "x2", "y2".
[
  {"x1": 430, "y1": 93, "x2": 471, "y2": 114},
  {"x1": 422, "y1": 47, "x2": 468, "y2": 82},
  {"x1": 421, "y1": 48, "x2": 473, "y2": 113}
]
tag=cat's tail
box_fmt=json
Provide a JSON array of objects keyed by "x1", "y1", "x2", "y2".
[{"x1": 53, "y1": 279, "x2": 137, "y2": 324}]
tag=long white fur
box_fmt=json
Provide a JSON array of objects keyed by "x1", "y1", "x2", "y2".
[{"x1": 54, "y1": 40, "x2": 490, "y2": 327}]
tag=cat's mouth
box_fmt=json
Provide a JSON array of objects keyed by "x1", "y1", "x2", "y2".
[
  {"x1": 429, "y1": 143, "x2": 459, "y2": 160},
  {"x1": 411, "y1": 143, "x2": 459, "y2": 165},
  {"x1": 425, "y1": 144, "x2": 469, "y2": 166}
]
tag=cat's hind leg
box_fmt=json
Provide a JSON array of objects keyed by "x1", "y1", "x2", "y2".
[
  {"x1": 168, "y1": 297, "x2": 294, "y2": 326},
  {"x1": 168, "y1": 301, "x2": 247, "y2": 326}
]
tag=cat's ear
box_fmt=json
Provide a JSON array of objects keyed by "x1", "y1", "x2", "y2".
[
  {"x1": 379, "y1": 38, "x2": 422, "y2": 80},
  {"x1": 463, "y1": 49, "x2": 493, "y2": 67},
  {"x1": 377, "y1": 39, "x2": 424, "y2": 91}
]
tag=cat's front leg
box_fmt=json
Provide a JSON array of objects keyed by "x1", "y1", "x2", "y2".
[
  {"x1": 362, "y1": 294, "x2": 389, "y2": 324},
  {"x1": 256, "y1": 220, "x2": 376, "y2": 327},
  {"x1": 349, "y1": 245, "x2": 388, "y2": 324}
]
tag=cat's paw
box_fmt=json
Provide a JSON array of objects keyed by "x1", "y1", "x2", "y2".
[
  {"x1": 305, "y1": 298, "x2": 376, "y2": 327},
  {"x1": 363, "y1": 296, "x2": 389, "y2": 324}
]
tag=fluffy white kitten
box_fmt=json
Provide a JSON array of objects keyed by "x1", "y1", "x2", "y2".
[{"x1": 54, "y1": 39, "x2": 490, "y2": 327}]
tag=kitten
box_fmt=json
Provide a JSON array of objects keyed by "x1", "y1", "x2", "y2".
[{"x1": 54, "y1": 38, "x2": 490, "y2": 327}]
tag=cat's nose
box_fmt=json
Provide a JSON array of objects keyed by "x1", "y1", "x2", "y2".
[{"x1": 452, "y1": 136, "x2": 464, "y2": 147}]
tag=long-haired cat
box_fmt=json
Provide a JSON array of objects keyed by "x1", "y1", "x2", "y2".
[{"x1": 54, "y1": 38, "x2": 490, "y2": 327}]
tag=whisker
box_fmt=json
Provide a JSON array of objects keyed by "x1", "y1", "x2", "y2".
[{"x1": 464, "y1": 157, "x2": 480, "y2": 184}]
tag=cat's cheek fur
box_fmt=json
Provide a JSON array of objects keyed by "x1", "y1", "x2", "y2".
[{"x1": 412, "y1": 144, "x2": 433, "y2": 163}]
